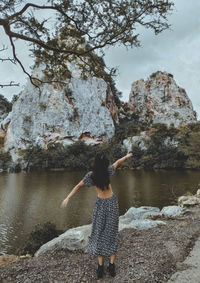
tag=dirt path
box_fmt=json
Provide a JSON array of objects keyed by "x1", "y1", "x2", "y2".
[{"x1": 0, "y1": 206, "x2": 200, "y2": 283}]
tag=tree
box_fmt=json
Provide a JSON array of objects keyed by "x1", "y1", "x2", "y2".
[{"x1": 0, "y1": 0, "x2": 174, "y2": 89}]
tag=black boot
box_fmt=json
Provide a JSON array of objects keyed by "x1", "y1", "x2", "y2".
[
  {"x1": 97, "y1": 264, "x2": 104, "y2": 279},
  {"x1": 107, "y1": 262, "x2": 116, "y2": 277}
]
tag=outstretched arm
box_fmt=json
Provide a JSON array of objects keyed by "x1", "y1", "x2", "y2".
[
  {"x1": 113, "y1": 153, "x2": 132, "y2": 169},
  {"x1": 60, "y1": 180, "x2": 84, "y2": 208}
]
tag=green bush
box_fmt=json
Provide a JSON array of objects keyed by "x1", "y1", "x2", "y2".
[
  {"x1": 0, "y1": 150, "x2": 11, "y2": 170},
  {"x1": 114, "y1": 120, "x2": 148, "y2": 143},
  {"x1": 22, "y1": 141, "x2": 127, "y2": 171},
  {"x1": 18, "y1": 222, "x2": 63, "y2": 256},
  {"x1": 178, "y1": 130, "x2": 200, "y2": 168},
  {"x1": 17, "y1": 122, "x2": 200, "y2": 171}
]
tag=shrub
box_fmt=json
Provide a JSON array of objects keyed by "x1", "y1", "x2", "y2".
[
  {"x1": 18, "y1": 222, "x2": 63, "y2": 256},
  {"x1": 0, "y1": 150, "x2": 11, "y2": 170},
  {"x1": 114, "y1": 120, "x2": 148, "y2": 143}
]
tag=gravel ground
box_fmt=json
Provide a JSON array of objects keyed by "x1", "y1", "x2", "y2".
[{"x1": 0, "y1": 205, "x2": 200, "y2": 283}]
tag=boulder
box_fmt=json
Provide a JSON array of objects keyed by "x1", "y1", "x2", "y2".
[
  {"x1": 178, "y1": 196, "x2": 200, "y2": 207},
  {"x1": 122, "y1": 206, "x2": 161, "y2": 220},
  {"x1": 119, "y1": 206, "x2": 165, "y2": 231},
  {"x1": 123, "y1": 132, "x2": 150, "y2": 152},
  {"x1": 35, "y1": 206, "x2": 166, "y2": 257},
  {"x1": 35, "y1": 224, "x2": 91, "y2": 257},
  {"x1": 161, "y1": 206, "x2": 183, "y2": 218}
]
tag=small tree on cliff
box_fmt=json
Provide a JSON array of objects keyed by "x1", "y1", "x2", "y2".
[{"x1": 0, "y1": 0, "x2": 174, "y2": 89}]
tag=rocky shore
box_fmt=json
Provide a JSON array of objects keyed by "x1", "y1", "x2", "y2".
[{"x1": 0, "y1": 192, "x2": 200, "y2": 283}]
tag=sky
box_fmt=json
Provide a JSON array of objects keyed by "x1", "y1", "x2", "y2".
[{"x1": 0, "y1": 0, "x2": 200, "y2": 117}]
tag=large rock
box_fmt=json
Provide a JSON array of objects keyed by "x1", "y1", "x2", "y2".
[
  {"x1": 35, "y1": 206, "x2": 166, "y2": 257},
  {"x1": 35, "y1": 224, "x2": 91, "y2": 257},
  {"x1": 178, "y1": 195, "x2": 200, "y2": 207},
  {"x1": 123, "y1": 131, "x2": 151, "y2": 152},
  {"x1": 128, "y1": 71, "x2": 197, "y2": 127},
  {"x1": 119, "y1": 206, "x2": 165, "y2": 231},
  {"x1": 1, "y1": 65, "x2": 118, "y2": 162},
  {"x1": 161, "y1": 206, "x2": 183, "y2": 218}
]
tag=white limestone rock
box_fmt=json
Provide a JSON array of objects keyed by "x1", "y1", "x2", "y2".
[
  {"x1": 128, "y1": 71, "x2": 197, "y2": 127},
  {"x1": 35, "y1": 206, "x2": 166, "y2": 257},
  {"x1": 35, "y1": 224, "x2": 91, "y2": 257},
  {"x1": 122, "y1": 206, "x2": 161, "y2": 220},
  {"x1": 123, "y1": 129, "x2": 179, "y2": 154},
  {"x1": 178, "y1": 196, "x2": 200, "y2": 207},
  {"x1": 123, "y1": 131, "x2": 150, "y2": 152},
  {"x1": 1, "y1": 65, "x2": 117, "y2": 161},
  {"x1": 119, "y1": 206, "x2": 165, "y2": 231},
  {"x1": 161, "y1": 206, "x2": 183, "y2": 218}
]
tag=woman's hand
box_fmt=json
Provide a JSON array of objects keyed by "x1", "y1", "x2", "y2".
[
  {"x1": 126, "y1": 152, "x2": 133, "y2": 158},
  {"x1": 60, "y1": 196, "x2": 70, "y2": 208}
]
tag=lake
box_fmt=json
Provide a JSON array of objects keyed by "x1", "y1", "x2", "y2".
[{"x1": 0, "y1": 169, "x2": 200, "y2": 255}]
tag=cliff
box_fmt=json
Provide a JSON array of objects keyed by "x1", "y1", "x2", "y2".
[
  {"x1": 127, "y1": 71, "x2": 197, "y2": 126},
  {"x1": 0, "y1": 70, "x2": 198, "y2": 169},
  {"x1": 0, "y1": 65, "x2": 118, "y2": 163}
]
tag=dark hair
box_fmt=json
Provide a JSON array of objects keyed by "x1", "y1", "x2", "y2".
[{"x1": 91, "y1": 153, "x2": 110, "y2": 191}]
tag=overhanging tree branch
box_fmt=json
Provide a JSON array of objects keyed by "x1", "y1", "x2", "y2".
[
  {"x1": 0, "y1": 81, "x2": 19, "y2": 88},
  {"x1": 0, "y1": 0, "x2": 174, "y2": 90}
]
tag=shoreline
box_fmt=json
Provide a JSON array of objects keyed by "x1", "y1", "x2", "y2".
[{"x1": 0, "y1": 204, "x2": 200, "y2": 282}]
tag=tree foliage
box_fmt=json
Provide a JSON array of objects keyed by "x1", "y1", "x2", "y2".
[
  {"x1": 177, "y1": 123, "x2": 200, "y2": 168},
  {"x1": 21, "y1": 140, "x2": 126, "y2": 171},
  {"x1": 0, "y1": 0, "x2": 174, "y2": 87}
]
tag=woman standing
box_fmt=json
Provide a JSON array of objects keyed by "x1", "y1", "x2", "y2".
[{"x1": 61, "y1": 152, "x2": 132, "y2": 279}]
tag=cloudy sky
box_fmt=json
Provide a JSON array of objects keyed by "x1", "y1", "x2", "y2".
[{"x1": 0, "y1": 0, "x2": 200, "y2": 117}]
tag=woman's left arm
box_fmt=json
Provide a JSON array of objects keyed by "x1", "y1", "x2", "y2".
[{"x1": 60, "y1": 180, "x2": 85, "y2": 208}]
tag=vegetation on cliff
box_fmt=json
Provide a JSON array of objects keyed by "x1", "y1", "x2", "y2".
[
  {"x1": 0, "y1": 150, "x2": 11, "y2": 171},
  {"x1": 9, "y1": 122, "x2": 199, "y2": 172},
  {"x1": 21, "y1": 141, "x2": 126, "y2": 172},
  {"x1": 130, "y1": 122, "x2": 200, "y2": 169}
]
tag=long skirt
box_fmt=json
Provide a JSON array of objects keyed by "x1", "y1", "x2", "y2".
[{"x1": 88, "y1": 195, "x2": 119, "y2": 256}]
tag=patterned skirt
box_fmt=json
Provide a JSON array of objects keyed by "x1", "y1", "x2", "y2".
[{"x1": 88, "y1": 195, "x2": 119, "y2": 256}]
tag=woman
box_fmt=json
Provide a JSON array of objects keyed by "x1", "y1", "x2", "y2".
[{"x1": 61, "y1": 152, "x2": 132, "y2": 279}]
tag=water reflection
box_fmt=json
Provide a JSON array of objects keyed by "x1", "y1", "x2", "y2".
[{"x1": 0, "y1": 169, "x2": 200, "y2": 254}]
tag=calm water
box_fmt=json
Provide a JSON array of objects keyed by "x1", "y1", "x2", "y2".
[{"x1": 0, "y1": 169, "x2": 200, "y2": 254}]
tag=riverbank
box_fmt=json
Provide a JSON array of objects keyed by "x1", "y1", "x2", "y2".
[{"x1": 0, "y1": 204, "x2": 200, "y2": 282}]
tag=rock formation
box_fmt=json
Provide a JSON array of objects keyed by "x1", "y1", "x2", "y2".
[
  {"x1": 0, "y1": 70, "x2": 198, "y2": 167},
  {"x1": 178, "y1": 189, "x2": 200, "y2": 207},
  {"x1": 0, "y1": 65, "x2": 118, "y2": 162},
  {"x1": 35, "y1": 205, "x2": 184, "y2": 257},
  {"x1": 127, "y1": 71, "x2": 197, "y2": 127}
]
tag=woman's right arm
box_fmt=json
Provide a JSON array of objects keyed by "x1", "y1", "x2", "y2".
[
  {"x1": 60, "y1": 180, "x2": 84, "y2": 208},
  {"x1": 113, "y1": 153, "x2": 133, "y2": 169}
]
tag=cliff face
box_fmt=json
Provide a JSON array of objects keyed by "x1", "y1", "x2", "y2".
[
  {"x1": 128, "y1": 71, "x2": 197, "y2": 126},
  {"x1": 0, "y1": 70, "x2": 198, "y2": 166},
  {"x1": 0, "y1": 65, "x2": 118, "y2": 161}
]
